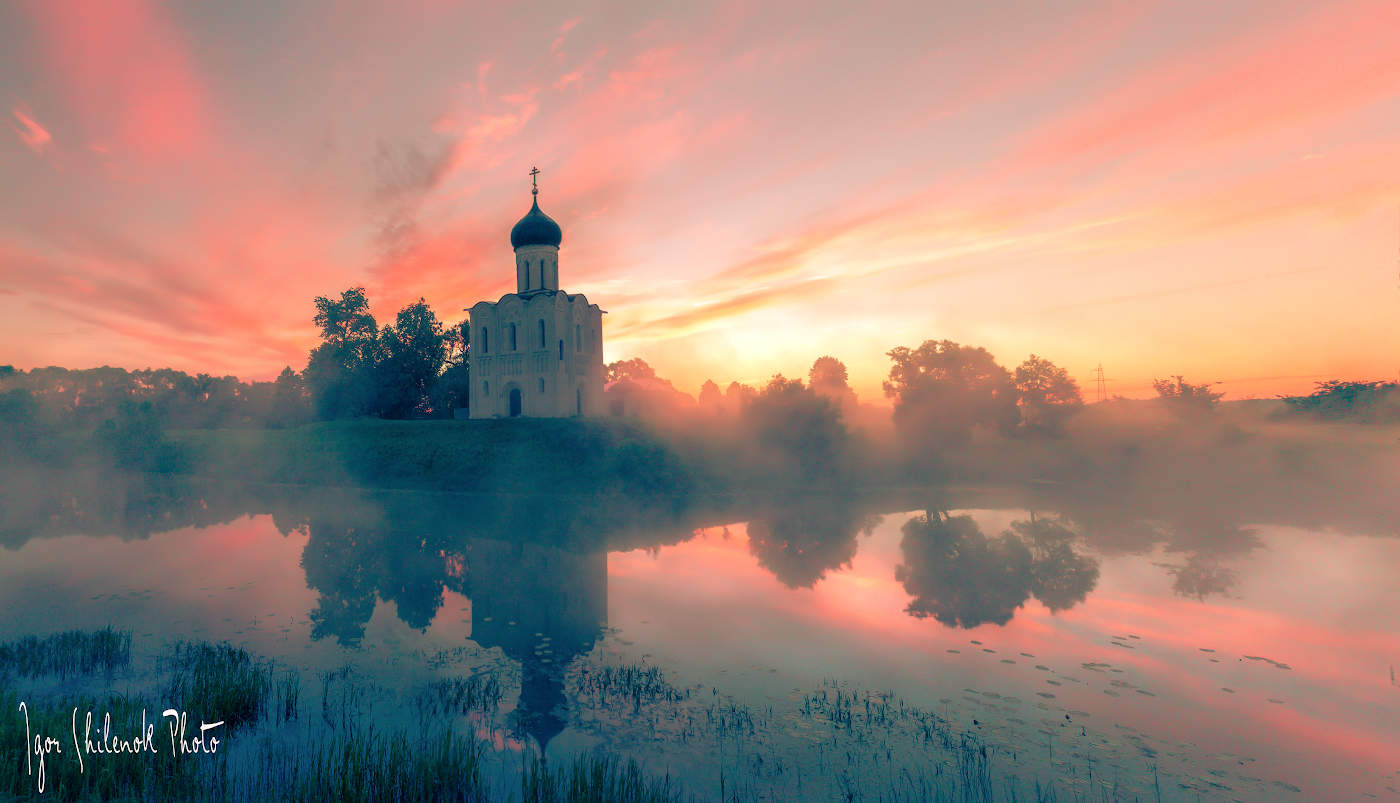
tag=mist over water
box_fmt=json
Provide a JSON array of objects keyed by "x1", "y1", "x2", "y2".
[
  {"x1": 2, "y1": 356, "x2": 1398, "y2": 800},
  {"x1": 1, "y1": 456, "x2": 1396, "y2": 800}
]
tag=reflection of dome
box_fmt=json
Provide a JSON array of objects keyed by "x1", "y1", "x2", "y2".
[
  {"x1": 510, "y1": 198, "x2": 563, "y2": 249},
  {"x1": 467, "y1": 540, "x2": 606, "y2": 754}
]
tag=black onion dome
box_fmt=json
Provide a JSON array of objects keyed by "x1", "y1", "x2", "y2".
[{"x1": 510, "y1": 198, "x2": 563, "y2": 249}]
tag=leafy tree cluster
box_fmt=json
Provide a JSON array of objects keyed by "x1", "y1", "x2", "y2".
[
  {"x1": 304, "y1": 287, "x2": 469, "y2": 420},
  {"x1": 740, "y1": 375, "x2": 851, "y2": 486},
  {"x1": 604, "y1": 358, "x2": 656, "y2": 384},
  {"x1": 880, "y1": 341, "x2": 1086, "y2": 469},
  {"x1": 1279, "y1": 380, "x2": 1400, "y2": 422},
  {"x1": 1152, "y1": 375, "x2": 1224, "y2": 417}
]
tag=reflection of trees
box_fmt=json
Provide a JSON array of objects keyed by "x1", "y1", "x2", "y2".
[
  {"x1": 1057, "y1": 490, "x2": 1262, "y2": 600},
  {"x1": 1167, "y1": 555, "x2": 1237, "y2": 600},
  {"x1": 299, "y1": 517, "x2": 456, "y2": 646},
  {"x1": 1159, "y1": 519, "x2": 1259, "y2": 600},
  {"x1": 895, "y1": 512, "x2": 1098, "y2": 628},
  {"x1": 746, "y1": 497, "x2": 882, "y2": 589},
  {"x1": 1010, "y1": 517, "x2": 1100, "y2": 612}
]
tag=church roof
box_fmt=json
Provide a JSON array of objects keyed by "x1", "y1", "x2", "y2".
[{"x1": 510, "y1": 197, "x2": 563, "y2": 249}]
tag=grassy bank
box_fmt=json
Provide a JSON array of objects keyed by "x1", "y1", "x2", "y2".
[{"x1": 172, "y1": 418, "x2": 708, "y2": 497}]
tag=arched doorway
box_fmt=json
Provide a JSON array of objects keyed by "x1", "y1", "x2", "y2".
[{"x1": 508, "y1": 388, "x2": 522, "y2": 417}]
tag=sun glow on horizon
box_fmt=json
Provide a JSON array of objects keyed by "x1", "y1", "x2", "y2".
[{"x1": 1, "y1": 0, "x2": 1397, "y2": 399}]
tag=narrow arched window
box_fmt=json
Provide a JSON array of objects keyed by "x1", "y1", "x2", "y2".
[
  {"x1": 509, "y1": 323, "x2": 517, "y2": 351},
  {"x1": 538, "y1": 319, "x2": 546, "y2": 349},
  {"x1": 483, "y1": 381, "x2": 489, "y2": 396},
  {"x1": 481, "y1": 327, "x2": 488, "y2": 354},
  {"x1": 538, "y1": 377, "x2": 545, "y2": 393},
  {"x1": 558, "y1": 339, "x2": 564, "y2": 360}
]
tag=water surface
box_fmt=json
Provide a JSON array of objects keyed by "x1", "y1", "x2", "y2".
[{"x1": 2, "y1": 483, "x2": 1396, "y2": 800}]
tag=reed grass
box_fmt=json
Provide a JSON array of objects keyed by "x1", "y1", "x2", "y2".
[
  {"x1": 413, "y1": 673, "x2": 504, "y2": 719},
  {"x1": 163, "y1": 641, "x2": 271, "y2": 731},
  {"x1": 0, "y1": 627, "x2": 131, "y2": 681},
  {"x1": 243, "y1": 726, "x2": 489, "y2": 803},
  {"x1": 519, "y1": 753, "x2": 680, "y2": 803}
]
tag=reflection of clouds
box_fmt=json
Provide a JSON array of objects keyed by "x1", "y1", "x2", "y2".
[
  {"x1": 895, "y1": 512, "x2": 1099, "y2": 628},
  {"x1": 747, "y1": 498, "x2": 882, "y2": 589}
]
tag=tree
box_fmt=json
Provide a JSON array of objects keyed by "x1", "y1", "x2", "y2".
[
  {"x1": 1280, "y1": 380, "x2": 1400, "y2": 422},
  {"x1": 697, "y1": 379, "x2": 722, "y2": 413},
  {"x1": 808, "y1": 356, "x2": 849, "y2": 394},
  {"x1": 605, "y1": 358, "x2": 656, "y2": 384},
  {"x1": 723, "y1": 381, "x2": 756, "y2": 415},
  {"x1": 375, "y1": 298, "x2": 447, "y2": 419},
  {"x1": 431, "y1": 319, "x2": 471, "y2": 417},
  {"x1": 884, "y1": 340, "x2": 1017, "y2": 453},
  {"x1": 1013, "y1": 355, "x2": 1083, "y2": 435},
  {"x1": 1152, "y1": 375, "x2": 1223, "y2": 416},
  {"x1": 0, "y1": 388, "x2": 41, "y2": 455},
  {"x1": 268, "y1": 367, "x2": 312, "y2": 428},
  {"x1": 306, "y1": 287, "x2": 381, "y2": 419},
  {"x1": 742, "y1": 375, "x2": 849, "y2": 485},
  {"x1": 809, "y1": 355, "x2": 857, "y2": 412}
]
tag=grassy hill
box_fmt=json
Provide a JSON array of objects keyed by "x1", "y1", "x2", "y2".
[{"x1": 172, "y1": 418, "x2": 710, "y2": 497}]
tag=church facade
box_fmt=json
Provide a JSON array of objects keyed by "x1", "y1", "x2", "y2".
[{"x1": 468, "y1": 174, "x2": 605, "y2": 418}]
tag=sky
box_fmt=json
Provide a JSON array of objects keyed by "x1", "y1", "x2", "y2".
[{"x1": 2, "y1": 0, "x2": 1397, "y2": 401}]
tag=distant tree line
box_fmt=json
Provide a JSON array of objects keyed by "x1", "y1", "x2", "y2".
[
  {"x1": 0, "y1": 364, "x2": 312, "y2": 431},
  {"x1": 3, "y1": 278, "x2": 1392, "y2": 480},
  {"x1": 1279, "y1": 380, "x2": 1400, "y2": 422}
]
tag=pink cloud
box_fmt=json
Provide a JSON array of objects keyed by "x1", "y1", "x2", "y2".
[
  {"x1": 25, "y1": 0, "x2": 213, "y2": 159},
  {"x1": 10, "y1": 105, "x2": 52, "y2": 153},
  {"x1": 1008, "y1": 1, "x2": 1400, "y2": 170}
]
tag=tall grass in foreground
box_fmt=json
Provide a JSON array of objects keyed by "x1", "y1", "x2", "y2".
[
  {"x1": 0, "y1": 688, "x2": 223, "y2": 802},
  {"x1": 243, "y1": 727, "x2": 489, "y2": 803},
  {"x1": 163, "y1": 641, "x2": 272, "y2": 731},
  {"x1": 0, "y1": 627, "x2": 131, "y2": 681},
  {"x1": 2, "y1": 631, "x2": 1163, "y2": 801},
  {"x1": 520, "y1": 753, "x2": 680, "y2": 803}
]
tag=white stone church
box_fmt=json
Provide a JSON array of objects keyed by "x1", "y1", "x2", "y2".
[{"x1": 467, "y1": 172, "x2": 605, "y2": 418}]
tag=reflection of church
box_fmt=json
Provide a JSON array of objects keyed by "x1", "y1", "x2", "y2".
[
  {"x1": 295, "y1": 491, "x2": 612, "y2": 753},
  {"x1": 468, "y1": 168, "x2": 605, "y2": 418},
  {"x1": 464, "y1": 540, "x2": 607, "y2": 752}
]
